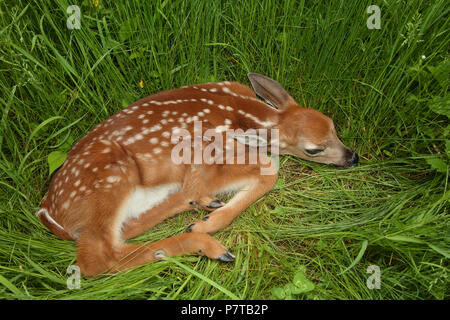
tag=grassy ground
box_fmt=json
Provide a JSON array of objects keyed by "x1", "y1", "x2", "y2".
[{"x1": 0, "y1": 0, "x2": 448, "y2": 300}]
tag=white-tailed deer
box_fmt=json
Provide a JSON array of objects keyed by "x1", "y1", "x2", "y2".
[{"x1": 37, "y1": 73, "x2": 358, "y2": 276}]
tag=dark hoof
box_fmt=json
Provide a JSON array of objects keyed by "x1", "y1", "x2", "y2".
[
  {"x1": 186, "y1": 224, "x2": 195, "y2": 233},
  {"x1": 217, "y1": 251, "x2": 235, "y2": 262},
  {"x1": 207, "y1": 199, "x2": 224, "y2": 209}
]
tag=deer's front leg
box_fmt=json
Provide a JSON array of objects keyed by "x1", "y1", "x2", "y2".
[
  {"x1": 186, "y1": 171, "x2": 278, "y2": 234},
  {"x1": 122, "y1": 164, "x2": 224, "y2": 240}
]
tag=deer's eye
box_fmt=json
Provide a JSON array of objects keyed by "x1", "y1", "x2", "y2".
[{"x1": 305, "y1": 148, "x2": 324, "y2": 156}]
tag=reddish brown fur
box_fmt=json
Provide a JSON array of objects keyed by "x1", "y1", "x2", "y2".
[{"x1": 37, "y1": 76, "x2": 354, "y2": 276}]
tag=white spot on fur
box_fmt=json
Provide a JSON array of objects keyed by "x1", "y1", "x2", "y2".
[
  {"x1": 215, "y1": 125, "x2": 229, "y2": 133},
  {"x1": 150, "y1": 124, "x2": 162, "y2": 132},
  {"x1": 62, "y1": 201, "x2": 70, "y2": 210},
  {"x1": 106, "y1": 176, "x2": 121, "y2": 183}
]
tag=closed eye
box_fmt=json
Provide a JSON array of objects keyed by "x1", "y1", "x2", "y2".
[{"x1": 305, "y1": 148, "x2": 324, "y2": 156}]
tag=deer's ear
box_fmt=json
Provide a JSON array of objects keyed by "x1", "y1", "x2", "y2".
[{"x1": 247, "y1": 73, "x2": 293, "y2": 110}]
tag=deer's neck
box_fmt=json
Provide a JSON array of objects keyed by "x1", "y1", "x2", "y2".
[{"x1": 232, "y1": 97, "x2": 280, "y2": 131}]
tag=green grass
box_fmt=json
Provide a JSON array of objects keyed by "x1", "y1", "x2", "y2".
[{"x1": 0, "y1": 0, "x2": 448, "y2": 300}]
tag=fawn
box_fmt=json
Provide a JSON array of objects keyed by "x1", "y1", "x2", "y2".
[{"x1": 36, "y1": 73, "x2": 358, "y2": 276}]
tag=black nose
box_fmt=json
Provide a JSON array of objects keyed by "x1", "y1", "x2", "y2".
[{"x1": 348, "y1": 151, "x2": 359, "y2": 167}]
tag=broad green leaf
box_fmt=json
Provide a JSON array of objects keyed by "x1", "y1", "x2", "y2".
[
  {"x1": 121, "y1": 97, "x2": 134, "y2": 108},
  {"x1": 444, "y1": 125, "x2": 450, "y2": 137},
  {"x1": 129, "y1": 51, "x2": 141, "y2": 60},
  {"x1": 276, "y1": 32, "x2": 288, "y2": 43},
  {"x1": 149, "y1": 70, "x2": 159, "y2": 78},
  {"x1": 292, "y1": 271, "x2": 315, "y2": 293},
  {"x1": 119, "y1": 18, "x2": 138, "y2": 42},
  {"x1": 105, "y1": 38, "x2": 122, "y2": 50},
  {"x1": 297, "y1": 265, "x2": 307, "y2": 274},
  {"x1": 425, "y1": 157, "x2": 448, "y2": 173},
  {"x1": 283, "y1": 284, "x2": 292, "y2": 296},
  {"x1": 288, "y1": 283, "x2": 305, "y2": 295},
  {"x1": 427, "y1": 95, "x2": 450, "y2": 118},
  {"x1": 283, "y1": 285, "x2": 295, "y2": 300},
  {"x1": 428, "y1": 59, "x2": 449, "y2": 88},
  {"x1": 48, "y1": 151, "x2": 67, "y2": 176},
  {"x1": 271, "y1": 287, "x2": 285, "y2": 299}
]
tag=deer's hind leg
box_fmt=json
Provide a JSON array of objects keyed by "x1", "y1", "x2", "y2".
[
  {"x1": 74, "y1": 170, "x2": 233, "y2": 277},
  {"x1": 76, "y1": 231, "x2": 233, "y2": 277}
]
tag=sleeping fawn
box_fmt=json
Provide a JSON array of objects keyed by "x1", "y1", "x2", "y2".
[{"x1": 37, "y1": 73, "x2": 358, "y2": 276}]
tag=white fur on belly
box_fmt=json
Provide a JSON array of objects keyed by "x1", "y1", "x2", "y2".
[{"x1": 115, "y1": 183, "x2": 182, "y2": 239}]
